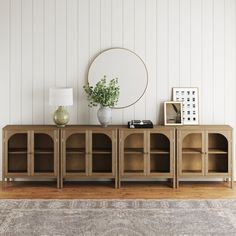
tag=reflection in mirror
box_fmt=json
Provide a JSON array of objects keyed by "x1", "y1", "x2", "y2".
[{"x1": 88, "y1": 48, "x2": 148, "y2": 109}]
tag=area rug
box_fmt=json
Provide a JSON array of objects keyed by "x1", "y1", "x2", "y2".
[{"x1": 1, "y1": 199, "x2": 236, "y2": 235}]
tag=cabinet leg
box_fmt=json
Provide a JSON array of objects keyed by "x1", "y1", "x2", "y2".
[
  {"x1": 1, "y1": 177, "x2": 5, "y2": 187},
  {"x1": 176, "y1": 180, "x2": 179, "y2": 188},
  {"x1": 223, "y1": 178, "x2": 228, "y2": 182},
  {"x1": 61, "y1": 178, "x2": 63, "y2": 189},
  {"x1": 172, "y1": 178, "x2": 176, "y2": 188},
  {"x1": 57, "y1": 178, "x2": 60, "y2": 189},
  {"x1": 231, "y1": 177, "x2": 234, "y2": 189}
]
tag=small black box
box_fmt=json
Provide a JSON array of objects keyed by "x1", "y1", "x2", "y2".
[{"x1": 128, "y1": 120, "x2": 154, "y2": 128}]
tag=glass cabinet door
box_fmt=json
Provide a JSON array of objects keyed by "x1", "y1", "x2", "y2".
[
  {"x1": 149, "y1": 133, "x2": 171, "y2": 175},
  {"x1": 91, "y1": 133, "x2": 112, "y2": 175},
  {"x1": 206, "y1": 132, "x2": 229, "y2": 175},
  {"x1": 7, "y1": 132, "x2": 29, "y2": 175},
  {"x1": 180, "y1": 132, "x2": 204, "y2": 176},
  {"x1": 122, "y1": 132, "x2": 146, "y2": 176},
  {"x1": 32, "y1": 132, "x2": 55, "y2": 175},
  {"x1": 65, "y1": 132, "x2": 87, "y2": 175}
]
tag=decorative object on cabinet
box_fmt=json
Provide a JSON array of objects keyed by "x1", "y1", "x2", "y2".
[
  {"x1": 60, "y1": 126, "x2": 117, "y2": 188},
  {"x1": 176, "y1": 125, "x2": 233, "y2": 188},
  {"x1": 87, "y1": 48, "x2": 148, "y2": 108},
  {"x1": 2, "y1": 126, "x2": 60, "y2": 188},
  {"x1": 164, "y1": 101, "x2": 183, "y2": 126},
  {"x1": 173, "y1": 87, "x2": 199, "y2": 125},
  {"x1": 83, "y1": 76, "x2": 120, "y2": 127},
  {"x1": 128, "y1": 120, "x2": 154, "y2": 129},
  {"x1": 49, "y1": 88, "x2": 73, "y2": 127},
  {"x1": 119, "y1": 127, "x2": 176, "y2": 188}
]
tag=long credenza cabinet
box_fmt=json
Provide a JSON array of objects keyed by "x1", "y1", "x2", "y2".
[{"x1": 2, "y1": 125, "x2": 233, "y2": 189}]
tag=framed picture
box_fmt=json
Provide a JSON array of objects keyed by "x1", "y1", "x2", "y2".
[
  {"x1": 164, "y1": 101, "x2": 183, "y2": 126},
  {"x1": 173, "y1": 87, "x2": 199, "y2": 125}
]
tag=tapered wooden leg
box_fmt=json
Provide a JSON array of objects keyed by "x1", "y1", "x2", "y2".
[
  {"x1": 61, "y1": 178, "x2": 63, "y2": 189},
  {"x1": 176, "y1": 179, "x2": 179, "y2": 188},
  {"x1": 57, "y1": 177, "x2": 60, "y2": 189},
  {"x1": 172, "y1": 178, "x2": 176, "y2": 188},
  {"x1": 118, "y1": 179, "x2": 121, "y2": 188},
  {"x1": 231, "y1": 176, "x2": 234, "y2": 189}
]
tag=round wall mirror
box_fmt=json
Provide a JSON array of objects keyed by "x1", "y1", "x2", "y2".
[{"x1": 87, "y1": 48, "x2": 148, "y2": 109}]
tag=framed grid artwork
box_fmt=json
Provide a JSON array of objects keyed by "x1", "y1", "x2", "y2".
[{"x1": 172, "y1": 87, "x2": 199, "y2": 125}]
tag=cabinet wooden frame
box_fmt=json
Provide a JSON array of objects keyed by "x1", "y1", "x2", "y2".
[
  {"x1": 2, "y1": 126, "x2": 60, "y2": 188},
  {"x1": 176, "y1": 125, "x2": 233, "y2": 188},
  {"x1": 119, "y1": 127, "x2": 175, "y2": 188},
  {"x1": 2, "y1": 125, "x2": 233, "y2": 190},
  {"x1": 60, "y1": 126, "x2": 118, "y2": 188}
]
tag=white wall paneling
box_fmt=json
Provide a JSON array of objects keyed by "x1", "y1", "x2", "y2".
[
  {"x1": 44, "y1": 0, "x2": 56, "y2": 125},
  {"x1": 190, "y1": 0, "x2": 202, "y2": 122},
  {"x1": 156, "y1": 0, "x2": 169, "y2": 124},
  {"x1": 22, "y1": 0, "x2": 33, "y2": 124},
  {"x1": 0, "y1": 0, "x2": 10, "y2": 179},
  {"x1": 145, "y1": 0, "x2": 157, "y2": 123},
  {"x1": 10, "y1": 0, "x2": 22, "y2": 124},
  {"x1": 213, "y1": 0, "x2": 225, "y2": 123},
  {"x1": 202, "y1": 0, "x2": 214, "y2": 124},
  {"x1": 77, "y1": 0, "x2": 90, "y2": 124},
  {"x1": 111, "y1": 0, "x2": 123, "y2": 124},
  {"x1": 67, "y1": 0, "x2": 78, "y2": 124},
  {"x1": 122, "y1": 0, "x2": 135, "y2": 123},
  {"x1": 0, "y1": 0, "x2": 235, "y2": 178}
]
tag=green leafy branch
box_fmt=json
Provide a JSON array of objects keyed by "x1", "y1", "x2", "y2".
[{"x1": 83, "y1": 76, "x2": 120, "y2": 107}]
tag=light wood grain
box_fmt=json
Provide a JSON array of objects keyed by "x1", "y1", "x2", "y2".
[{"x1": 0, "y1": 181, "x2": 235, "y2": 199}]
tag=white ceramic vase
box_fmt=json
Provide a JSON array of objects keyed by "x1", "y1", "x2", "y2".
[{"x1": 97, "y1": 106, "x2": 112, "y2": 127}]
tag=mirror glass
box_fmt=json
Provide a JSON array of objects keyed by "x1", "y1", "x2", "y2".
[{"x1": 88, "y1": 48, "x2": 148, "y2": 109}]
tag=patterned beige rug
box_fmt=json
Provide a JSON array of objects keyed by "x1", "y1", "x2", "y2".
[{"x1": 0, "y1": 199, "x2": 236, "y2": 235}]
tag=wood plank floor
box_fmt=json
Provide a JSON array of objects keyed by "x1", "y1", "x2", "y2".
[{"x1": 0, "y1": 181, "x2": 235, "y2": 199}]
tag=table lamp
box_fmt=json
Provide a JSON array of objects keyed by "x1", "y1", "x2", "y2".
[{"x1": 49, "y1": 88, "x2": 73, "y2": 127}]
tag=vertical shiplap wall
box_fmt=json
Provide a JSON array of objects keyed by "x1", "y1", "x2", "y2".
[{"x1": 0, "y1": 0, "x2": 235, "y2": 178}]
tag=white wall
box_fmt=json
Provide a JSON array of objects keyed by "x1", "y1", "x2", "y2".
[{"x1": 0, "y1": 0, "x2": 235, "y2": 178}]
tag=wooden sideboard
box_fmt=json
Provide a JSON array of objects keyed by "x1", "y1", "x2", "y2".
[{"x1": 2, "y1": 125, "x2": 233, "y2": 189}]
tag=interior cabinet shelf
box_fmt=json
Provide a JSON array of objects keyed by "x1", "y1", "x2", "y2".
[
  {"x1": 34, "y1": 149, "x2": 54, "y2": 154},
  {"x1": 208, "y1": 149, "x2": 228, "y2": 154},
  {"x1": 124, "y1": 170, "x2": 144, "y2": 173},
  {"x1": 182, "y1": 148, "x2": 202, "y2": 154},
  {"x1": 66, "y1": 148, "x2": 86, "y2": 154},
  {"x1": 182, "y1": 170, "x2": 202, "y2": 173},
  {"x1": 8, "y1": 148, "x2": 27, "y2": 154},
  {"x1": 8, "y1": 151, "x2": 28, "y2": 155},
  {"x1": 150, "y1": 149, "x2": 170, "y2": 154},
  {"x1": 92, "y1": 149, "x2": 112, "y2": 154},
  {"x1": 124, "y1": 148, "x2": 144, "y2": 154}
]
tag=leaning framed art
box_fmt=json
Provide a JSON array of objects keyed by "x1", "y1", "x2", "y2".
[
  {"x1": 164, "y1": 101, "x2": 183, "y2": 126},
  {"x1": 172, "y1": 87, "x2": 199, "y2": 125}
]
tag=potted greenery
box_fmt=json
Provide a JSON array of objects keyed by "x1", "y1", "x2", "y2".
[{"x1": 83, "y1": 76, "x2": 120, "y2": 127}]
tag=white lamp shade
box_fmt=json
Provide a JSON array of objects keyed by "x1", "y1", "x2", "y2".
[{"x1": 49, "y1": 88, "x2": 73, "y2": 106}]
